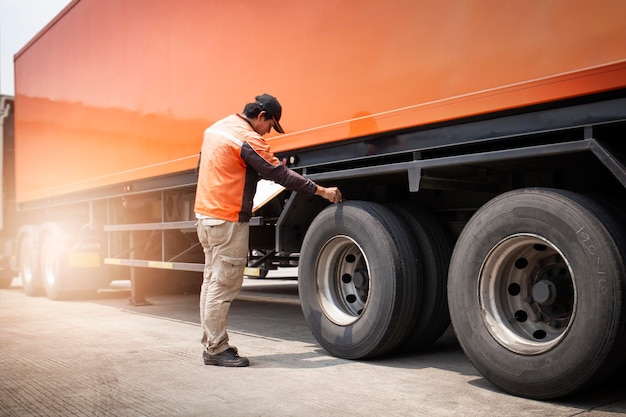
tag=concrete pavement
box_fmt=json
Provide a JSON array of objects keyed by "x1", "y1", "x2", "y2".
[{"x1": 1, "y1": 276, "x2": 625, "y2": 416}]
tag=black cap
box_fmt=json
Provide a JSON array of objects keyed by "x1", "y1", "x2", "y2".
[{"x1": 255, "y1": 94, "x2": 284, "y2": 134}]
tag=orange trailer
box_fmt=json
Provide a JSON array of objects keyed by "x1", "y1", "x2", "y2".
[
  {"x1": 4, "y1": 0, "x2": 626, "y2": 400},
  {"x1": 13, "y1": 0, "x2": 626, "y2": 202}
]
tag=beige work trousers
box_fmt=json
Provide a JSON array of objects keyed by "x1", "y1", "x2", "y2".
[{"x1": 197, "y1": 219, "x2": 249, "y2": 355}]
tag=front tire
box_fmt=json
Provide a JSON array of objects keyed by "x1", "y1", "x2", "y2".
[
  {"x1": 299, "y1": 201, "x2": 421, "y2": 359},
  {"x1": 448, "y1": 188, "x2": 626, "y2": 399}
]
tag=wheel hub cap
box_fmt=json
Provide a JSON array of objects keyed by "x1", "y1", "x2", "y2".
[
  {"x1": 315, "y1": 235, "x2": 370, "y2": 326},
  {"x1": 479, "y1": 233, "x2": 576, "y2": 355}
]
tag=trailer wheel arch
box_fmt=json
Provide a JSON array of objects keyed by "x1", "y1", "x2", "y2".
[{"x1": 448, "y1": 188, "x2": 626, "y2": 399}]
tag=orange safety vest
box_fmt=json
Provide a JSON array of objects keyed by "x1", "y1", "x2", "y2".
[{"x1": 194, "y1": 114, "x2": 317, "y2": 222}]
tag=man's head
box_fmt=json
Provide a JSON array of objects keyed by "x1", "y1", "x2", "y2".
[{"x1": 242, "y1": 93, "x2": 285, "y2": 135}]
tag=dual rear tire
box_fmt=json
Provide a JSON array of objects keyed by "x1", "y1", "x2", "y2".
[
  {"x1": 299, "y1": 189, "x2": 626, "y2": 400},
  {"x1": 17, "y1": 223, "x2": 107, "y2": 300},
  {"x1": 298, "y1": 201, "x2": 451, "y2": 358}
]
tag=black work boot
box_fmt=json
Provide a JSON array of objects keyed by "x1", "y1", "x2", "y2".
[{"x1": 203, "y1": 348, "x2": 250, "y2": 367}]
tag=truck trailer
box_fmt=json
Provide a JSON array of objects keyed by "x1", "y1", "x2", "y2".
[{"x1": 3, "y1": 0, "x2": 626, "y2": 400}]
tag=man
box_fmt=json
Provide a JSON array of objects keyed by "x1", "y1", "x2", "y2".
[{"x1": 194, "y1": 93, "x2": 342, "y2": 367}]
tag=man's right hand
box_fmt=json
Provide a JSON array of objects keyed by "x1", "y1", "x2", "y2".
[{"x1": 316, "y1": 186, "x2": 342, "y2": 204}]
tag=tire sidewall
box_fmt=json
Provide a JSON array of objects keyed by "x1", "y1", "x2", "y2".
[{"x1": 299, "y1": 202, "x2": 403, "y2": 358}]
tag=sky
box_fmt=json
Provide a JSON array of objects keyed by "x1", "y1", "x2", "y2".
[{"x1": 0, "y1": 0, "x2": 72, "y2": 95}]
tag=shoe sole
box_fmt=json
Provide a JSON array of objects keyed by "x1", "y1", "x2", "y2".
[{"x1": 203, "y1": 357, "x2": 250, "y2": 367}]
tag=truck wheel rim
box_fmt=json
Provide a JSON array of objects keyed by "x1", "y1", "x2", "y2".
[
  {"x1": 478, "y1": 233, "x2": 576, "y2": 355},
  {"x1": 315, "y1": 235, "x2": 370, "y2": 326}
]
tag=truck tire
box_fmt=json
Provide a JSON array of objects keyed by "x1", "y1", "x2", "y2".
[
  {"x1": 448, "y1": 188, "x2": 626, "y2": 399},
  {"x1": 299, "y1": 201, "x2": 422, "y2": 359},
  {"x1": 40, "y1": 224, "x2": 68, "y2": 300},
  {"x1": 18, "y1": 226, "x2": 42, "y2": 296},
  {"x1": 392, "y1": 204, "x2": 452, "y2": 351}
]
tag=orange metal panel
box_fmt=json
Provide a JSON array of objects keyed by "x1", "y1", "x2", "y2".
[
  {"x1": 14, "y1": 0, "x2": 626, "y2": 203},
  {"x1": 269, "y1": 61, "x2": 626, "y2": 153}
]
